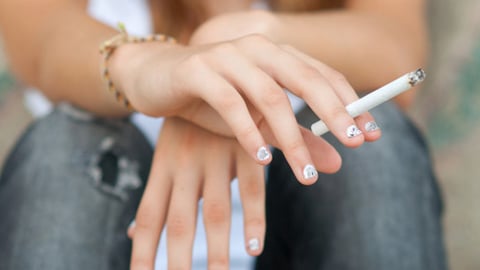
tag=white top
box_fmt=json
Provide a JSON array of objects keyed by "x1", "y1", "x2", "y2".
[{"x1": 24, "y1": 0, "x2": 305, "y2": 269}]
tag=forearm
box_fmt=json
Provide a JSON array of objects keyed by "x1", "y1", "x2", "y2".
[
  {"x1": 0, "y1": 1, "x2": 166, "y2": 116},
  {"x1": 271, "y1": 8, "x2": 428, "y2": 106},
  {"x1": 36, "y1": 11, "x2": 128, "y2": 116}
]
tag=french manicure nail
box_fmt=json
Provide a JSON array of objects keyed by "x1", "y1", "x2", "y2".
[
  {"x1": 256, "y1": 146, "x2": 271, "y2": 161},
  {"x1": 303, "y1": 164, "x2": 318, "y2": 180},
  {"x1": 248, "y1": 238, "x2": 260, "y2": 251},
  {"x1": 365, "y1": 121, "x2": 380, "y2": 132},
  {"x1": 346, "y1": 125, "x2": 362, "y2": 138}
]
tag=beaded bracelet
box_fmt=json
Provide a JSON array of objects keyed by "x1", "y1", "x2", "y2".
[{"x1": 99, "y1": 23, "x2": 177, "y2": 111}]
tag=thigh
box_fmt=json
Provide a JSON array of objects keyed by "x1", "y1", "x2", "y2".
[
  {"x1": 0, "y1": 104, "x2": 153, "y2": 270},
  {"x1": 256, "y1": 103, "x2": 447, "y2": 270}
]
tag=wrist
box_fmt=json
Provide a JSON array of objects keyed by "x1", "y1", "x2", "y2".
[
  {"x1": 107, "y1": 42, "x2": 150, "y2": 96},
  {"x1": 189, "y1": 9, "x2": 283, "y2": 45},
  {"x1": 99, "y1": 24, "x2": 178, "y2": 111},
  {"x1": 244, "y1": 9, "x2": 283, "y2": 42},
  {"x1": 107, "y1": 41, "x2": 179, "y2": 107}
]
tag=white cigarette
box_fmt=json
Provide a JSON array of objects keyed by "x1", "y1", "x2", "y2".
[{"x1": 311, "y1": 69, "x2": 426, "y2": 136}]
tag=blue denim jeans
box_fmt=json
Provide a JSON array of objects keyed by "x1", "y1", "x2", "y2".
[
  {"x1": 0, "y1": 103, "x2": 447, "y2": 270},
  {"x1": 256, "y1": 104, "x2": 447, "y2": 270}
]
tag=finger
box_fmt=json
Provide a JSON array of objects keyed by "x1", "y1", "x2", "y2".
[
  {"x1": 166, "y1": 172, "x2": 201, "y2": 270},
  {"x1": 206, "y1": 43, "x2": 318, "y2": 184},
  {"x1": 130, "y1": 157, "x2": 172, "y2": 270},
  {"x1": 236, "y1": 37, "x2": 364, "y2": 148},
  {"x1": 316, "y1": 72, "x2": 382, "y2": 142},
  {"x1": 236, "y1": 146, "x2": 266, "y2": 256},
  {"x1": 300, "y1": 126, "x2": 342, "y2": 173},
  {"x1": 281, "y1": 45, "x2": 382, "y2": 143},
  {"x1": 182, "y1": 57, "x2": 272, "y2": 165},
  {"x1": 202, "y1": 139, "x2": 233, "y2": 269},
  {"x1": 127, "y1": 221, "x2": 135, "y2": 239},
  {"x1": 259, "y1": 122, "x2": 342, "y2": 174}
]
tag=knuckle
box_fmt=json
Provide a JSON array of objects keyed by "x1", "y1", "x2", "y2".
[
  {"x1": 254, "y1": 116, "x2": 268, "y2": 133},
  {"x1": 210, "y1": 42, "x2": 238, "y2": 57},
  {"x1": 169, "y1": 266, "x2": 190, "y2": 270},
  {"x1": 237, "y1": 124, "x2": 258, "y2": 143},
  {"x1": 236, "y1": 33, "x2": 270, "y2": 48},
  {"x1": 243, "y1": 33, "x2": 267, "y2": 43},
  {"x1": 329, "y1": 71, "x2": 349, "y2": 86},
  {"x1": 216, "y1": 92, "x2": 241, "y2": 112},
  {"x1": 167, "y1": 214, "x2": 189, "y2": 238},
  {"x1": 130, "y1": 257, "x2": 153, "y2": 270},
  {"x1": 328, "y1": 105, "x2": 349, "y2": 120},
  {"x1": 332, "y1": 71, "x2": 347, "y2": 83},
  {"x1": 208, "y1": 256, "x2": 230, "y2": 268},
  {"x1": 300, "y1": 65, "x2": 322, "y2": 82},
  {"x1": 285, "y1": 138, "x2": 305, "y2": 156},
  {"x1": 177, "y1": 54, "x2": 204, "y2": 74},
  {"x1": 260, "y1": 88, "x2": 287, "y2": 108},
  {"x1": 253, "y1": 79, "x2": 277, "y2": 96},
  {"x1": 245, "y1": 217, "x2": 265, "y2": 229},
  {"x1": 280, "y1": 43, "x2": 295, "y2": 52},
  {"x1": 244, "y1": 180, "x2": 263, "y2": 198},
  {"x1": 171, "y1": 55, "x2": 205, "y2": 90},
  {"x1": 135, "y1": 207, "x2": 157, "y2": 229},
  {"x1": 203, "y1": 200, "x2": 229, "y2": 225}
]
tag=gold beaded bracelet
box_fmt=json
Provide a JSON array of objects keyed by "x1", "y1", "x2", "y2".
[{"x1": 99, "y1": 23, "x2": 177, "y2": 111}]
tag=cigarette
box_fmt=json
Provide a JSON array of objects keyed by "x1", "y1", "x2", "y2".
[{"x1": 310, "y1": 69, "x2": 426, "y2": 136}]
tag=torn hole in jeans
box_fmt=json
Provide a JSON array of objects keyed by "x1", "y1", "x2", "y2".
[{"x1": 88, "y1": 137, "x2": 142, "y2": 201}]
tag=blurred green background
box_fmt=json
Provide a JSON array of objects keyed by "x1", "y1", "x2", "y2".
[{"x1": 1, "y1": 0, "x2": 480, "y2": 269}]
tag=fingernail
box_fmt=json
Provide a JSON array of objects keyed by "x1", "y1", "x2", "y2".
[
  {"x1": 346, "y1": 125, "x2": 362, "y2": 138},
  {"x1": 365, "y1": 121, "x2": 380, "y2": 132},
  {"x1": 128, "y1": 220, "x2": 136, "y2": 229},
  {"x1": 127, "y1": 220, "x2": 135, "y2": 237},
  {"x1": 256, "y1": 146, "x2": 271, "y2": 161},
  {"x1": 303, "y1": 164, "x2": 318, "y2": 180},
  {"x1": 248, "y1": 238, "x2": 260, "y2": 251}
]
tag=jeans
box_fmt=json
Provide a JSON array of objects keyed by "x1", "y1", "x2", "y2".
[{"x1": 0, "y1": 103, "x2": 447, "y2": 270}]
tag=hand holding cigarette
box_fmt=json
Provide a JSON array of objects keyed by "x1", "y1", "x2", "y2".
[{"x1": 311, "y1": 69, "x2": 426, "y2": 136}]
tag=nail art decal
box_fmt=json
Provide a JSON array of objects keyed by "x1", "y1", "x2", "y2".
[
  {"x1": 256, "y1": 146, "x2": 271, "y2": 161},
  {"x1": 346, "y1": 125, "x2": 362, "y2": 138},
  {"x1": 365, "y1": 121, "x2": 379, "y2": 132},
  {"x1": 248, "y1": 238, "x2": 260, "y2": 251},
  {"x1": 303, "y1": 164, "x2": 318, "y2": 180}
]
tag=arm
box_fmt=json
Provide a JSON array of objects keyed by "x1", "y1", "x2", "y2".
[
  {"x1": 128, "y1": 116, "x2": 348, "y2": 269},
  {"x1": 1, "y1": 0, "x2": 381, "y2": 183},
  {"x1": 0, "y1": 0, "x2": 144, "y2": 116},
  {"x1": 275, "y1": 0, "x2": 428, "y2": 106},
  {"x1": 191, "y1": 0, "x2": 428, "y2": 107}
]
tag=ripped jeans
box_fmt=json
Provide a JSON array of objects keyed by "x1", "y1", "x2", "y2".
[
  {"x1": 0, "y1": 104, "x2": 152, "y2": 269},
  {"x1": 0, "y1": 103, "x2": 447, "y2": 270}
]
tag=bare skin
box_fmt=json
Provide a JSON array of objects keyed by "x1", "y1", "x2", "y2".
[
  {"x1": 0, "y1": 0, "x2": 426, "y2": 172},
  {"x1": 0, "y1": 0, "x2": 427, "y2": 269}
]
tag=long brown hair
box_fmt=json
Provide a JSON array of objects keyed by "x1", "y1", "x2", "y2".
[{"x1": 150, "y1": 0, "x2": 345, "y2": 39}]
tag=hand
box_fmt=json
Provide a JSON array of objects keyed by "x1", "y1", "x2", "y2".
[
  {"x1": 190, "y1": 10, "x2": 281, "y2": 45},
  {"x1": 111, "y1": 23, "x2": 381, "y2": 184},
  {"x1": 191, "y1": 10, "x2": 383, "y2": 181},
  {"x1": 129, "y1": 117, "x2": 267, "y2": 269}
]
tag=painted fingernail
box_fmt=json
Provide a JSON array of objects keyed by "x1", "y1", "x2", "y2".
[
  {"x1": 248, "y1": 238, "x2": 260, "y2": 251},
  {"x1": 303, "y1": 164, "x2": 318, "y2": 180},
  {"x1": 128, "y1": 220, "x2": 135, "y2": 229},
  {"x1": 365, "y1": 121, "x2": 380, "y2": 132},
  {"x1": 346, "y1": 125, "x2": 362, "y2": 138},
  {"x1": 256, "y1": 146, "x2": 271, "y2": 161},
  {"x1": 127, "y1": 220, "x2": 135, "y2": 237}
]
